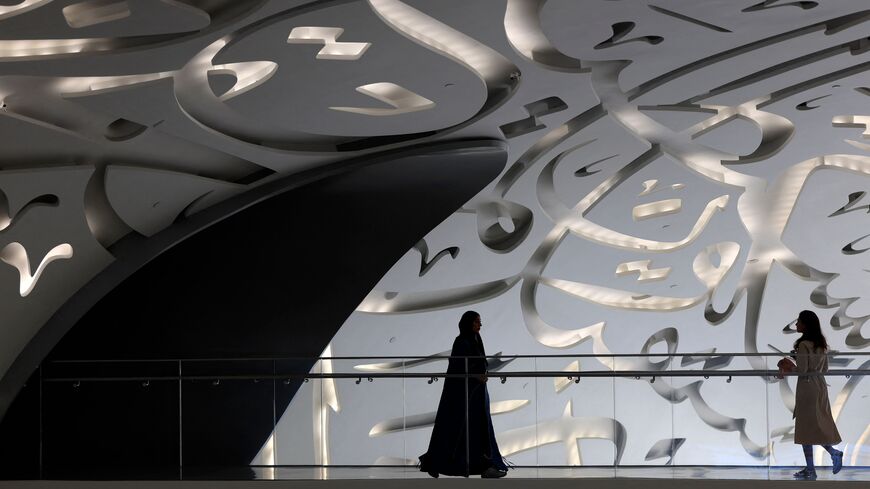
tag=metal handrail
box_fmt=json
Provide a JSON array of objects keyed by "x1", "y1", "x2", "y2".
[
  {"x1": 45, "y1": 351, "x2": 870, "y2": 363},
  {"x1": 40, "y1": 368, "x2": 870, "y2": 382}
]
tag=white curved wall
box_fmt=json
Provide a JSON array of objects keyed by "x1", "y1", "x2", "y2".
[{"x1": 261, "y1": 0, "x2": 870, "y2": 469}]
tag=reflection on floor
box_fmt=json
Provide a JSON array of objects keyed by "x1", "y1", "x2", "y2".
[
  {"x1": 231, "y1": 466, "x2": 870, "y2": 481},
  {"x1": 26, "y1": 466, "x2": 870, "y2": 483}
]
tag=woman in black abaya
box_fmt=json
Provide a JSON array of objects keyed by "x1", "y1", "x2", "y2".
[{"x1": 418, "y1": 311, "x2": 508, "y2": 478}]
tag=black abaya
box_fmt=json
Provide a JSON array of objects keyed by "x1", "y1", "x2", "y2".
[{"x1": 418, "y1": 333, "x2": 507, "y2": 476}]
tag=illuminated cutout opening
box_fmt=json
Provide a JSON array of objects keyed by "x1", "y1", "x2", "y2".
[
  {"x1": 62, "y1": 0, "x2": 130, "y2": 28},
  {"x1": 0, "y1": 0, "x2": 52, "y2": 22},
  {"x1": 0, "y1": 242, "x2": 74, "y2": 297},
  {"x1": 330, "y1": 82, "x2": 434, "y2": 116},
  {"x1": 0, "y1": 192, "x2": 60, "y2": 232},
  {"x1": 833, "y1": 115, "x2": 870, "y2": 137},
  {"x1": 208, "y1": 62, "x2": 278, "y2": 101},
  {"x1": 632, "y1": 199, "x2": 682, "y2": 221},
  {"x1": 287, "y1": 26, "x2": 370, "y2": 61},
  {"x1": 615, "y1": 260, "x2": 672, "y2": 282}
]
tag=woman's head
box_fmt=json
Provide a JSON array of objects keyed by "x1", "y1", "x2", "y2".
[
  {"x1": 458, "y1": 310, "x2": 481, "y2": 336},
  {"x1": 794, "y1": 309, "x2": 828, "y2": 351}
]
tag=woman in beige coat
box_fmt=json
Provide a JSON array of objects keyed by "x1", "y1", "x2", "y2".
[{"x1": 788, "y1": 310, "x2": 843, "y2": 480}]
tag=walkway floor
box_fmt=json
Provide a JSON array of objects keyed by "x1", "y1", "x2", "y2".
[{"x1": 3, "y1": 467, "x2": 870, "y2": 488}]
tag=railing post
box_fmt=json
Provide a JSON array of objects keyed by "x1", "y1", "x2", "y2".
[
  {"x1": 764, "y1": 355, "x2": 771, "y2": 480},
  {"x1": 465, "y1": 356, "x2": 469, "y2": 478},
  {"x1": 38, "y1": 364, "x2": 43, "y2": 479},
  {"x1": 612, "y1": 361, "x2": 617, "y2": 477},
  {"x1": 178, "y1": 359, "x2": 183, "y2": 480},
  {"x1": 272, "y1": 359, "x2": 277, "y2": 467}
]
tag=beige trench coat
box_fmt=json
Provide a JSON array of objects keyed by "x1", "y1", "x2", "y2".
[{"x1": 793, "y1": 340, "x2": 842, "y2": 445}]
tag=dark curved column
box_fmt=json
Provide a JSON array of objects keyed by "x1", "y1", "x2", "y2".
[{"x1": 0, "y1": 139, "x2": 506, "y2": 474}]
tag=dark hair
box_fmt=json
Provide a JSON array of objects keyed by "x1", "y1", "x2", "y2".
[
  {"x1": 458, "y1": 310, "x2": 479, "y2": 337},
  {"x1": 794, "y1": 310, "x2": 828, "y2": 351}
]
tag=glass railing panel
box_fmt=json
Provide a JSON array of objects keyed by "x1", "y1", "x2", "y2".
[
  {"x1": 765, "y1": 351, "x2": 860, "y2": 471},
  {"x1": 613, "y1": 354, "x2": 675, "y2": 477},
  {"x1": 401, "y1": 354, "x2": 453, "y2": 473},
  {"x1": 322, "y1": 358, "x2": 405, "y2": 467},
  {"x1": 670, "y1": 353, "x2": 768, "y2": 467},
  {"x1": 767, "y1": 350, "x2": 803, "y2": 469},
  {"x1": 485, "y1": 356, "x2": 537, "y2": 471},
  {"x1": 533, "y1": 355, "x2": 616, "y2": 474},
  {"x1": 41, "y1": 360, "x2": 180, "y2": 479},
  {"x1": 2, "y1": 367, "x2": 40, "y2": 480},
  {"x1": 32, "y1": 351, "x2": 870, "y2": 479},
  {"x1": 272, "y1": 358, "x2": 323, "y2": 466},
  {"x1": 180, "y1": 360, "x2": 275, "y2": 470},
  {"x1": 818, "y1": 352, "x2": 870, "y2": 471}
]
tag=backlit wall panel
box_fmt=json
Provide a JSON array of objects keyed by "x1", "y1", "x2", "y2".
[
  {"x1": 261, "y1": 0, "x2": 870, "y2": 469},
  {"x1": 0, "y1": 0, "x2": 867, "y2": 469}
]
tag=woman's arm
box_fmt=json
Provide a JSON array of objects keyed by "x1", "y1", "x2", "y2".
[
  {"x1": 776, "y1": 357, "x2": 795, "y2": 379},
  {"x1": 449, "y1": 338, "x2": 486, "y2": 381}
]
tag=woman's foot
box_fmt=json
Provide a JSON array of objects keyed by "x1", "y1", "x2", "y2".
[
  {"x1": 793, "y1": 467, "x2": 817, "y2": 480},
  {"x1": 426, "y1": 471, "x2": 439, "y2": 478},
  {"x1": 832, "y1": 449, "x2": 844, "y2": 474},
  {"x1": 481, "y1": 466, "x2": 507, "y2": 478}
]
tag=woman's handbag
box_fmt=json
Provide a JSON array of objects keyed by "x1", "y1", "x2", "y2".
[{"x1": 776, "y1": 357, "x2": 796, "y2": 379}]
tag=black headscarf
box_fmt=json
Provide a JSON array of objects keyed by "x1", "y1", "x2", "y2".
[
  {"x1": 458, "y1": 310, "x2": 485, "y2": 356},
  {"x1": 458, "y1": 310, "x2": 479, "y2": 337}
]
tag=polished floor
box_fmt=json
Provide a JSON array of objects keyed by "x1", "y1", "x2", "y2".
[
  {"x1": 195, "y1": 466, "x2": 870, "y2": 481},
  {"x1": 6, "y1": 465, "x2": 868, "y2": 485},
  {"x1": 5, "y1": 468, "x2": 870, "y2": 489}
]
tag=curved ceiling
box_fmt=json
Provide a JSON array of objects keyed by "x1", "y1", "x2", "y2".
[{"x1": 0, "y1": 0, "x2": 868, "y2": 439}]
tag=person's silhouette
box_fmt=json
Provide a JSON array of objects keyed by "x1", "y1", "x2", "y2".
[
  {"x1": 786, "y1": 310, "x2": 843, "y2": 480},
  {"x1": 418, "y1": 311, "x2": 508, "y2": 478}
]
